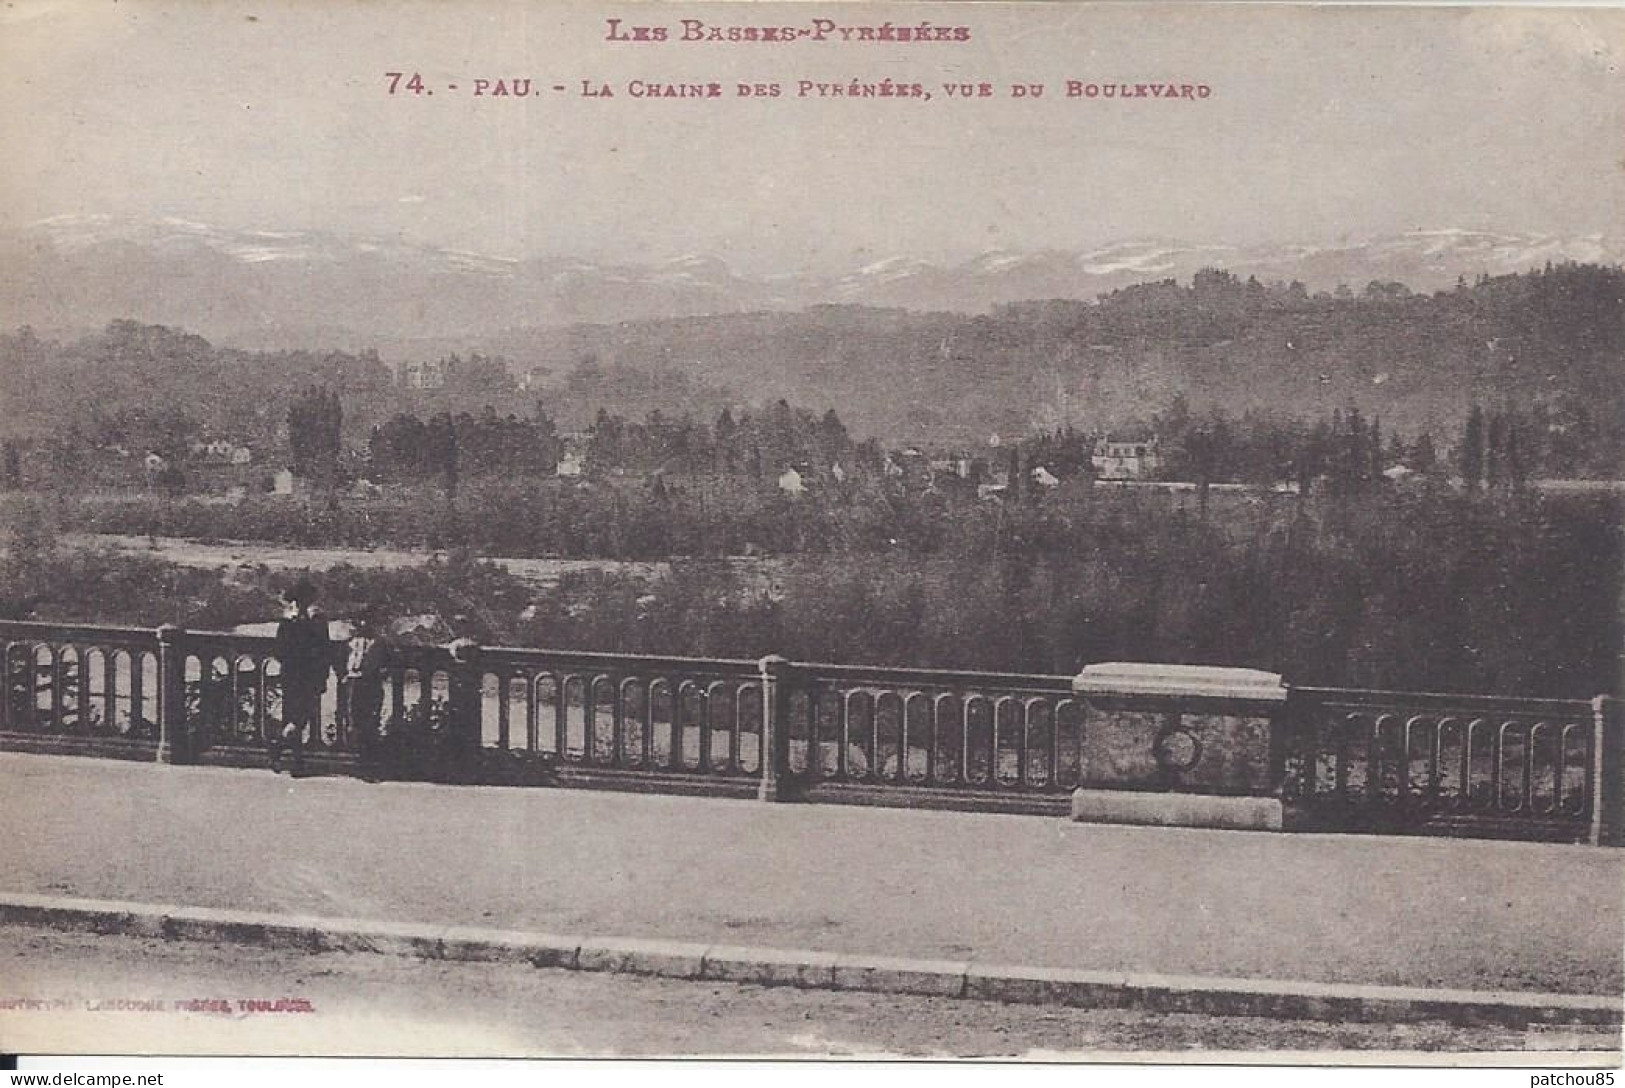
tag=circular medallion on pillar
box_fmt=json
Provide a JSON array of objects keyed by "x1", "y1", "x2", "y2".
[{"x1": 1152, "y1": 725, "x2": 1202, "y2": 773}]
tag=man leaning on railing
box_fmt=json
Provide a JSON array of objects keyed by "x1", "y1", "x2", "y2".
[{"x1": 271, "y1": 579, "x2": 330, "y2": 775}]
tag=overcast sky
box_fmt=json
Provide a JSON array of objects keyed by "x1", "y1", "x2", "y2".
[{"x1": 3, "y1": 1, "x2": 1621, "y2": 273}]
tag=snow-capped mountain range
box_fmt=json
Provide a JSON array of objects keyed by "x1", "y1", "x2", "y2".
[{"x1": 3, "y1": 214, "x2": 1619, "y2": 346}]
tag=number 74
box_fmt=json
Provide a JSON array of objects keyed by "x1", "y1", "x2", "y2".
[{"x1": 385, "y1": 72, "x2": 427, "y2": 95}]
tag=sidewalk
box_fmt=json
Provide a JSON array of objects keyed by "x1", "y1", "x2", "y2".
[{"x1": 1, "y1": 751, "x2": 1619, "y2": 997}]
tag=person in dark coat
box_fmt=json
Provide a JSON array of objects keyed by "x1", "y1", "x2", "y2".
[{"x1": 272, "y1": 579, "x2": 331, "y2": 773}]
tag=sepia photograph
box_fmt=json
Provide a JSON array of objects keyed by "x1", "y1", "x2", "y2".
[{"x1": 0, "y1": 0, "x2": 1622, "y2": 1069}]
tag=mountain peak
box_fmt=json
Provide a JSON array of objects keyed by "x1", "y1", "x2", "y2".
[{"x1": 3, "y1": 215, "x2": 1619, "y2": 340}]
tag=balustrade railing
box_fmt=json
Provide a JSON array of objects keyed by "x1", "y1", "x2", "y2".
[
  {"x1": 783, "y1": 663, "x2": 1084, "y2": 793},
  {"x1": 473, "y1": 645, "x2": 764, "y2": 780},
  {"x1": 2, "y1": 620, "x2": 1619, "y2": 843},
  {"x1": 1, "y1": 623, "x2": 162, "y2": 742},
  {"x1": 1282, "y1": 687, "x2": 1604, "y2": 838}
]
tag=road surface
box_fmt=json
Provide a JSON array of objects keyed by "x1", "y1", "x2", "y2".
[
  {"x1": 1, "y1": 926, "x2": 1614, "y2": 1058},
  {"x1": 1, "y1": 753, "x2": 1620, "y2": 996}
]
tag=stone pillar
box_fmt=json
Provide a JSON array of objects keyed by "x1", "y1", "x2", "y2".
[
  {"x1": 1069, "y1": 663, "x2": 1288, "y2": 831},
  {"x1": 155, "y1": 624, "x2": 193, "y2": 765},
  {"x1": 1591, "y1": 695, "x2": 1622, "y2": 847},
  {"x1": 445, "y1": 638, "x2": 483, "y2": 783},
  {"x1": 757, "y1": 655, "x2": 799, "y2": 802}
]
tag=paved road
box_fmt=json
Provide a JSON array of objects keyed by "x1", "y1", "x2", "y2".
[
  {"x1": 2, "y1": 926, "x2": 1615, "y2": 1058},
  {"x1": 0, "y1": 752, "x2": 1620, "y2": 996}
]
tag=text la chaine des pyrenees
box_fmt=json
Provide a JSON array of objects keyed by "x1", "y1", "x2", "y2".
[{"x1": 605, "y1": 17, "x2": 972, "y2": 43}]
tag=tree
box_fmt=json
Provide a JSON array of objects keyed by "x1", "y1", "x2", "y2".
[
  {"x1": 1485, "y1": 411, "x2": 1505, "y2": 490},
  {"x1": 817, "y1": 408, "x2": 850, "y2": 468},
  {"x1": 0, "y1": 501, "x2": 58, "y2": 618},
  {"x1": 1505, "y1": 417, "x2": 1528, "y2": 490},
  {"x1": 427, "y1": 412, "x2": 459, "y2": 501},
  {"x1": 1462, "y1": 406, "x2": 1485, "y2": 491},
  {"x1": 529, "y1": 404, "x2": 562, "y2": 473},
  {"x1": 1186, "y1": 424, "x2": 1215, "y2": 519},
  {"x1": 1411, "y1": 433, "x2": 1438, "y2": 474},
  {"x1": 1, "y1": 441, "x2": 20, "y2": 489},
  {"x1": 287, "y1": 385, "x2": 343, "y2": 485},
  {"x1": 589, "y1": 408, "x2": 624, "y2": 470},
  {"x1": 714, "y1": 408, "x2": 738, "y2": 473}
]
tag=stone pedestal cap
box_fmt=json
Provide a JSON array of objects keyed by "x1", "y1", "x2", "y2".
[{"x1": 1071, "y1": 663, "x2": 1287, "y2": 701}]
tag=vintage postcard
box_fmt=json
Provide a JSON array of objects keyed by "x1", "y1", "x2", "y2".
[{"x1": 0, "y1": 0, "x2": 1622, "y2": 1068}]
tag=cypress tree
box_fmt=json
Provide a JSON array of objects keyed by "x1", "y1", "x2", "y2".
[{"x1": 1462, "y1": 406, "x2": 1485, "y2": 490}]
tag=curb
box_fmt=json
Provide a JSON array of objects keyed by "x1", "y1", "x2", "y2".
[{"x1": 1, "y1": 891, "x2": 1618, "y2": 1028}]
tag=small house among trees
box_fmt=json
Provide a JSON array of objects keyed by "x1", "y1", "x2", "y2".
[
  {"x1": 778, "y1": 466, "x2": 807, "y2": 495},
  {"x1": 1092, "y1": 435, "x2": 1163, "y2": 480}
]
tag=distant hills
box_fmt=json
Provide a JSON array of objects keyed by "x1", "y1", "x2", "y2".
[
  {"x1": 4, "y1": 263, "x2": 1622, "y2": 465},
  {"x1": 2, "y1": 213, "x2": 1620, "y2": 345},
  {"x1": 2, "y1": 215, "x2": 1622, "y2": 460},
  {"x1": 487, "y1": 265, "x2": 1625, "y2": 447}
]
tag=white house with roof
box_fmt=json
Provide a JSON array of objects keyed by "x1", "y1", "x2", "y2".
[{"x1": 1092, "y1": 435, "x2": 1163, "y2": 480}]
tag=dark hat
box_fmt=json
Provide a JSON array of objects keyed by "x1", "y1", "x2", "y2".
[{"x1": 280, "y1": 578, "x2": 317, "y2": 606}]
